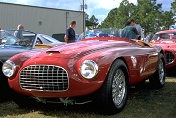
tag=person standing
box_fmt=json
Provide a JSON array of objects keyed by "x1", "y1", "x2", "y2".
[
  {"x1": 121, "y1": 19, "x2": 139, "y2": 39},
  {"x1": 64, "y1": 21, "x2": 76, "y2": 43},
  {"x1": 14, "y1": 24, "x2": 24, "y2": 40},
  {"x1": 130, "y1": 19, "x2": 144, "y2": 40}
]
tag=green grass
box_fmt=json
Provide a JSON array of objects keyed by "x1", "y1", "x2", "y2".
[{"x1": 0, "y1": 76, "x2": 176, "y2": 118}]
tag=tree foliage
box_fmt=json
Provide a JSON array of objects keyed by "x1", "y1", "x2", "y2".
[
  {"x1": 171, "y1": 0, "x2": 176, "y2": 14},
  {"x1": 99, "y1": 0, "x2": 175, "y2": 35},
  {"x1": 86, "y1": 15, "x2": 99, "y2": 30}
]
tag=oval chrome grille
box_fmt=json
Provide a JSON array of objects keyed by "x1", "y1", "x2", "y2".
[
  {"x1": 19, "y1": 65, "x2": 69, "y2": 91},
  {"x1": 165, "y1": 51, "x2": 175, "y2": 64}
]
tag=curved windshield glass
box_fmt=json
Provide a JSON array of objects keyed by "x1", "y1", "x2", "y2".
[
  {"x1": 0, "y1": 30, "x2": 36, "y2": 48},
  {"x1": 41, "y1": 34, "x2": 59, "y2": 42},
  {"x1": 153, "y1": 33, "x2": 176, "y2": 41},
  {"x1": 77, "y1": 28, "x2": 137, "y2": 41}
]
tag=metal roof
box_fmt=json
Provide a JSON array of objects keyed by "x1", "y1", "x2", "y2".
[{"x1": 0, "y1": 2, "x2": 82, "y2": 13}]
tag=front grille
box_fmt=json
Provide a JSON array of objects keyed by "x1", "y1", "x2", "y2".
[
  {"x1": 165, "y1": 51, "x2": 175, "y2": 64},
  {"x1": 19, "y1": 65, "x2": 69, "y2": 91}
]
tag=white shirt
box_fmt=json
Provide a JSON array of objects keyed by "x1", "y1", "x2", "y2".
[{"x1": 134, "y1": 24, "x2": 144, "y2": 39}]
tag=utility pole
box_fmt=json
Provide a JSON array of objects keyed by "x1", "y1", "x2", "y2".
[
  {"x1": 81, "y1": 0, "x2": 87, "y2": 32},
  {"x1": 83, "y1": 0, "x2": 85, "y2": 32},
  {"x1": 66, "y1": 12, "x2": 69, "y2": 29}
]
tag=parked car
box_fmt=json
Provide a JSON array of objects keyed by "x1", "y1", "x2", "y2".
[
  {"x1": 151, "y1": 30, "x2": 176, "y2": 68},
  {"x1": 0, "y1": 30, "x2": 65, "y2": 93},
  {"x1": 3, "y1": 29, "x2": 165, "y2": 114},
  {"x1": 52, "y1": 33, "x2": 79, "y2": 42},
  {"x1": 52, "y1": 33, "x2": 65, "y2": 42},
  {"x1": 23, "y1": 33, "x2": 64, "y2": 46}
]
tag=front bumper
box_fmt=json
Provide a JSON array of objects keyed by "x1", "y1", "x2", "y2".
[{"x1": 8, "y1": 63, "x2": 107, "y2": 98}]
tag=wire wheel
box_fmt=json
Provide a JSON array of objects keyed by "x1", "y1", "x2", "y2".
[
  {"x1": 112, "y1": 69, "x2": 126, "y2": 106},
  {"x1": 158, "y1": 58, "x2": 165, "y2": 85},
  {"x1": 149, "y1": 53, "x2": 165, "y2": 88}
]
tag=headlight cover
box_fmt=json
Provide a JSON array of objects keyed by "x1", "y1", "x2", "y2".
[
  {"x1": 80, "y1": 60, "x2": 98, "y2": 79},
  {"x1": 2, "y1": 60, "x2": 16, "y2": 77}
]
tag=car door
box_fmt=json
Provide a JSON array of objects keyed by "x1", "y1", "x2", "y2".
[
  {"x1": 139, "y1": 45, "x2": 158, "y2": 77},
  {"x1": 147, "y1": 47, "x2": 159, "y2": 73},
  {"x1": 130, "y1": 44, "x2": 158, "y2": 82}
]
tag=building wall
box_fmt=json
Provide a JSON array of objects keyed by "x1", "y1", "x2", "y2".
[{"x1": 0, "y1": 2, "x2": 84, "y2": 36}]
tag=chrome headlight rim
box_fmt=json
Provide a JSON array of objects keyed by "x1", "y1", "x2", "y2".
[
  {"x1": 80, "y1": 60, "x2": 98, "y2": 79},
  {"x1": 2, "y1": 60, "x2": 16, "y2": 77}
]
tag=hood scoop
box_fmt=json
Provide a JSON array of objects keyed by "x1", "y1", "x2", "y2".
[{"x1": 46, "y1": 50, "x2": 61, "y2": 53}]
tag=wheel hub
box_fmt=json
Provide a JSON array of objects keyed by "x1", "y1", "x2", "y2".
[
  {"x1": 112, "y1": 69, "x2": 126, "y2": 106},
  {"x1": 159, "y1": 59, "x2": 165, "y2": 85}
]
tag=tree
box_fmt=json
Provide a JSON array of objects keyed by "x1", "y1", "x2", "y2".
[
  {"x1": 99, "y1": 0, "x2": 136, "y2": 29},
  {"x1": 160, "y1": 11, "x2": 174, "y2": 30},
  {"x1": 99, "y1": 8, "x2": 117, "y2": 28},
  {"x1": 86, "y1": 15, "x2": 99, "y2": 30},
  {"x1": 114, "y1": 0, "x2": 136, "y2": 28},
  {"x1": 171, "y1": 0, "x2": 176, "y2": 14},
  {"x1": 132, "y1": 0, "x2": 163, "y2": 34},
  {"x1": 89, "y1": 15, "x2": 98, "y2": 29},
  {"x1": 99, "y1": 0, "x2": 175, "y2": 35},
  {"x1": 171, "y1": 0, "x2": 176, "y2": 25}
]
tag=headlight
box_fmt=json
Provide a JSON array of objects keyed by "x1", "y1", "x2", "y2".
[
  {"x1": 2, "y1": 60, "x2": 16, "y2": 77},
  {"x1": 80, "y1": 60, "x2": 98, "y2": 79}
]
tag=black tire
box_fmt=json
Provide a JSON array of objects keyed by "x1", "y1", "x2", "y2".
[
  {"x1": 12, "y1": 91, "x2": 40, "y2": 109},
  {"x1": 149, "y1": 53, "x2": 165, "y2": 88},
  {"x1": 97, "y1": 59, "x2": 129, "y2": 114}
]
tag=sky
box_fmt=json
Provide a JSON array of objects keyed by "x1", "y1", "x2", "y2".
[{"x1": 0, "y1": 0, "x2": 175, "y2": 22}]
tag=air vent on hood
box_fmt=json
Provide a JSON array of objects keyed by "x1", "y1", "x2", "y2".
[{"x1": 46, "y1": 50, "x2": 61, "y2": 53}]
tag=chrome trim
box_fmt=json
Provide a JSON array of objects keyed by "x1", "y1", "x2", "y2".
[
  {"x1": 112, "y1": 69, "x2": 126, "y2": 106},
  {"x1": 80, "y1": 60, "x2": 98, "y2": 79},
  {"x1": 2, "y1": 60, "x2": 16, "y2": 77},
  {"x1": 19, "y1": 65, "x2": 69, "y2": 92}
]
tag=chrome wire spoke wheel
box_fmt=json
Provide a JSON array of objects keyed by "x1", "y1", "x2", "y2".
[
  {"x1": 149, "y1": 54, "x2": 165, "y2": 89},
  {"x1": 158, "y1": 59, "x2": 165, "y2": 85},
  {"x1": 97, "y1": 59, "x2": 128, "y2": 114},
  {"x1": 112, "y1": 69, "x2": 126, "y2": 106}
]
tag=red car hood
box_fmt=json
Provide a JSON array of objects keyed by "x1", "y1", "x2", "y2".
[
  {"x1": 9, "y1": 38, "x2": 136, "y2": 68},
  {"x1": 44, "y1": 40, "x2": 131, "y2": 58},
  {"x1": 152, "y1": 40, "x2": 176, "y2": 49}
]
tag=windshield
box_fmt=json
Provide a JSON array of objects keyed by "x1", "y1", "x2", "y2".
[
  {"x1": 41, "y1": 34, "x2": 59, "y2": 42},
  {"x1": 0, "y1": 30, "x2": 36, "y2": 48},
  {"x1": 77, "y1": 28, "x2": 137, "y2": 41},
  {"x1": 153, "y1": 33, "x2": 176, "y2": 41}
]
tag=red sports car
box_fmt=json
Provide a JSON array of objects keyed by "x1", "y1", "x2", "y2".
[
  {"x1": 151, "y1": 30, "x2": 176, "y2": 68},
  {"x1": 2, "y1": 29, "x2": 165, "y2": 114}
]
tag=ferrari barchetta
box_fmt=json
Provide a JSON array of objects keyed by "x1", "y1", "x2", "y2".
[
  {"x1": 151, "y1": 30, "x2": 176, "y2": 68},
  {"x1": 2, "y1": 29, "x2": 165, "y2": 114}
]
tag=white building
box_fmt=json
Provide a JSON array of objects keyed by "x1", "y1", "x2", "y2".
[{"x1": 0, "y1": 2, "x2": 84, "y2": 36}]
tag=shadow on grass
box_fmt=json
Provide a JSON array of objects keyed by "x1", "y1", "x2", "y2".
[
  {"x1": 38, "y1": 102, "x2": 101, "y2": 116},
  {"x1": 0, "y1": 78, "x2": 176, "y2": 118},
  {"x1": 0, "y1": 86, "x2": 13, "y2": 102},
  {"x1": 166, "y1": 67, "x2": 176, "y2": 77},
  {"x1": 36, "y1": 82, "x2": 151, "y2": 116},
  {"x1": 0, "y1": 88, "x2": 34, "y2": 117},
  {"x1": 0, "y1": 101, "x2": 33, "y2": 117},
  {"x1": 0, "y1": 76, "x2": 14, "y2": 103},
  {"x1": 33, "y1": 79, "x2": 176, "y2": 117}
]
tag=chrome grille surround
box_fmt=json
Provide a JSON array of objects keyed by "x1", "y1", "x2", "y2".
[
  {"x1": 19, "y1": 65, "x2": 69, "y2": 92},
  {"x1": 165, "y1": 51, "x2": 175, "y2": 64}
]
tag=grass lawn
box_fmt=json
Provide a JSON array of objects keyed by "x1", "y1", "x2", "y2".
[{"x1": 0, "y1": 76, "x2": 176, "y2": 118}]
